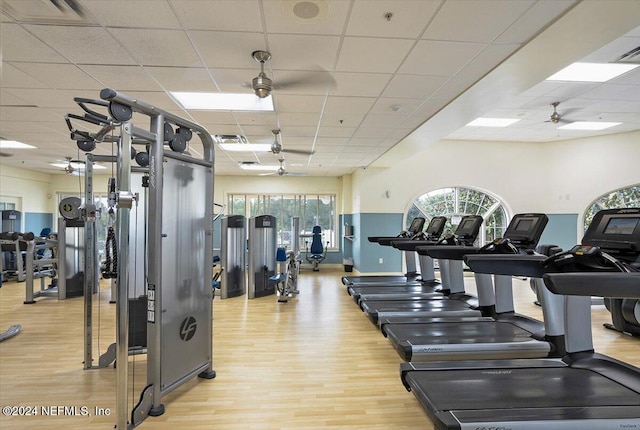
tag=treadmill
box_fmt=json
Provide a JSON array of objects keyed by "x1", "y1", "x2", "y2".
[
  {"x1": 344, "y1": 216, "x2": 447, "y2": 289},
  {"x1": 383, "y1": 214, "x2": 555, "y2": 361},
  {"x1": 341, "y1": 217, "x2": 426, "y2": 287},
  {"x1": 358, "y1": 216, "x2": 485, "y2": 326},
  {"x1": 400, "y1": 208, "x2": 640, "y2": 430},
  {"x1": 348, "y1": 216, "x2": 481, "y2": 304}
]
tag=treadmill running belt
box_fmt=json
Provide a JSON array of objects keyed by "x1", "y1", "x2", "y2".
[
  {"x1": 387, "y1": 321, "x2": 535, "y2": 345},
  {"x1": 405, "y1": 367, "x2": 640, "y2": 412}
]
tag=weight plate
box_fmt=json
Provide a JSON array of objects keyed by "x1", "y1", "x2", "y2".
[
  {"x1": 77, "y1": 140, "x2": 96, "y2": 152},
  {"x1": 108, "y1": 102, "x2": 132, "y2": 122},
  {"x1": 169, "y1": 134, "x2": 187, "y2": 153},
  {"x1": 59, "y1": 196, "x2": 82, "y2": 220},
  {"x1": 135, "y1": 152, "x2": 150, "y2": 167},
  {"x1": 164, "y1": 122, "x2": 174, "y2": 142}
]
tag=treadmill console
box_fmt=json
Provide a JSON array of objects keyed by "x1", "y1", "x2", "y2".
[
  {"x1": 583, "y1": 208, "x2": 640, "y2": 260},
  {"x1": 407, "y1": 217, "x2": 426, "y2": 236},
  {"x1": 424, "y1": 216, "x2": 447, "y2": 241},
  {"x1": 503, "y1": 213, "x2": 549, "y2": 249},
  {"x1": 438, "y1": 215, "x2": 483, "y2": 245}
]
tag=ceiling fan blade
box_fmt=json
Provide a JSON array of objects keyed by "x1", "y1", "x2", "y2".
[
  {"x1": 281, "y1": 148, "x2": 315, "y2": 156},
  {"x1": 285, "y1": 172, "x2": 307, "y2": 177},
  {"x1": 272, "y1": 70, "x2": 336, "y2": 91},
  {"x1": 258, "y1": 172, "x2": 277, "y2": 176}
]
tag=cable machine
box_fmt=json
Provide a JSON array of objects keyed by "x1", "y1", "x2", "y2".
[{"x1": 66, "y1": 88, "x2": 216, "y2": 429}]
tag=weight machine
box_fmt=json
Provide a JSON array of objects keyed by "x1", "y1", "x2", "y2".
[{"x1": 65, "y1": 88, "x2": 216, "y2": 429}]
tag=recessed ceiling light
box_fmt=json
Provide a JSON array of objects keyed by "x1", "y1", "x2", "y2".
[
  {"x1": 50, "y1": 162, "x2": 106, "y2": 170},
  {"x1": 558, "y1": 121, "x2": 621, "y2": 130},
  {"x1": 0, "y1": 140, "x2": 37, "y2": 149},
  {"x1": 220, "y1": 143, "x2": 271, "y2": 152},
  {"x1": 546, "y1": 62, "x2": 638, "y2": 82},
  {"x1": 238, "y1": 163, "x2": 279, "y2": 171},
  {"x1": 466, "y1": 118, "x2": 520, "y2": 127},
  {"x1": 170, "y1": 92, "x2": 274, "y2": 111}
]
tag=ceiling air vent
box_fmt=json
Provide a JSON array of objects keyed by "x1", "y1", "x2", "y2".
[
  {"x1": 2, "y1": 0, "x2": 89, "y2": 24},
  {"x1": 614, "y1": 46, "x2": 640, "y2": 64}
]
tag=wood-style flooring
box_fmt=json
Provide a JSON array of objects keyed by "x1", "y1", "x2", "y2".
[{"x1": 0, "y1": 269, "x2": 638, "y2": 429}]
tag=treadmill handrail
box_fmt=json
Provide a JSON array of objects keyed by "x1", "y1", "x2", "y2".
[
  {"x1": 543, "y1": 272, "x2": 640, "y2": 298},
  {"x1": 464, "y1": 254, "x2": 548, "y2": 278}
]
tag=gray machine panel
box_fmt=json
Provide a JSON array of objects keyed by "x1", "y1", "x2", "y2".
[{"x1": 160, "y1": 157, "x2": 212, "y2": 390}]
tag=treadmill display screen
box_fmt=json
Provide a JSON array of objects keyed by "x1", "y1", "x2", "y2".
[
  {"x1": 515, "y1": 218, "x2": 535, "y2": 232},
  {"x1": 408, "y1": 218, "x2": 424, "y2": 233},
  {"x1": 430, "y1": 218, "x2": 444, "y2": 232},
  {"x1": 604, "y1": 217, "x2": 639, "y2": 235},
  {"x1": 457, "y1": 218, "x2": 476, "y2": 235}
]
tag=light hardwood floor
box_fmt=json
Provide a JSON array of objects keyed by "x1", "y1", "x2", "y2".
[{"x1": 0, "y1": 269, "x2": 638, "y2": 429}]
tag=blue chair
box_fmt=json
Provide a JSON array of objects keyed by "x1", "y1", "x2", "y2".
[
  {"x1": 306, "y1": 226, "x2": 327, "y2": 271},
  {"x1": 270, "y1": 247, "x2": 289, "y2": 302},
  {"x1": 35, "y1": 228, "x2": 52, "y2": 258}
]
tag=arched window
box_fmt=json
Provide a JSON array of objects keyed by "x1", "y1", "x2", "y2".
[
  {"x1": 406, "y1": 187, "x2": 509, "y2": 246},
  {"x1": 584, "y1": 184, "x2": 640, "y2": 230}
]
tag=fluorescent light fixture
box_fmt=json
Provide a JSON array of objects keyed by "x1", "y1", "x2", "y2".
[
  {"x1": 466, "y1": 118, "x2": 520, "y2": 127},
  {"x1": 220, "y1": 143, "x2": 271, "y2": 152},
  {"x1": 238, "y1": 163, "x2": 279, "y2": 171},
  {"x1": 546, "y1": 62, "x2": 638, "y2": 82},
  {"x1": 0, "y1": 140, "x2": 37, "y2": 149},
  {"x1": 558, "y1": 121, "x2": 621, "y2": 131},
  {"x1": 171, "y1": 91, "x2": 274, "y2": 111},
  {"x1": 50, "y1": 162, "x2": 107, "y2": 170}
]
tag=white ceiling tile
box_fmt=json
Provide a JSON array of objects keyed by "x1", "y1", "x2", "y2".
[
  {"x1": 278, "y1": 112, "x2": 321, "y2": 127},
  {"x1": 82, "y1": 0, "x2": 181, "y2": 29},
  {"x1": 267, "y1": 34, "x2": 341, "y2": 71},
  {"x1": 262, "y1": 0, "x2": 350, "y2": 35},
  {"x1": 275, "y1": 125, "x2": 317, "y2": 137},
  {"x1": 274, "y1": 95, "x2": 327, "y2": 113},
  {"x1": 188, "y1": 111, "x2": 237, "y2": 125},
  {"x1": 1, "y1": 23, "x2": 68, "y2": 63},
  {"x1": 336, "y1": 37, "x2": 414, "y2": 73},
  {"x1": 0, "y1": 106, "x2": 61, "y2": 123},
  {"x1": 399, "y1": 40, "x2": 486, "y2": 76},
  {"x1": 323, "y1": 96, "x2": 376, "y2": 114},
  {"x1": 360, "y1": 114, "x2": 405, "y2": 128},
  {"x1": 423, "y1": 0, "x2": 534, "y2": 43},
  {"x1": 0, "y1": 90, "x2": 30, "y2": 106},
  {"x1": 23, "y1": 24, "x2": 137, "y2": 65},
  {"x1": 271, "y1": 70, "x2": 337, "y2": 95},
  {"x1": 78, "y1": 65, "x2": 163, "y2": 91},
  {"x1": 320, "y1": 113, "x2": 364, "y2": 128},
  {"x1": 170, "y1": 0, "x2": 263, "y2": 31},
  {"x1": 330, "y1": 72, "x2": 393, "y2": 97},
  {"x1": 317, "y1": 126, "x2": 356, "y2": 138},
  {"x1": 1, "y1": 63, "x2": 48, "y2": 89},
  {"x1": 233, "y1": 112, "x2": 278, "y2": 126},
  {"x1": 208, "y1": 68, "x2": 256, "y2": 93},
  {"x1": 122, "y1": 91, "x2": 183, "y2": 111},
  {"x1": 382, "y1": 74, "x2": 449, "y2": 99},
  {"x1": 352, "y1": 127, "x2": 393, "y2": 139},
  {"x1": 346, "y1": 0, "x2": 439, "y2": 38},
  {"x1": 369, "y1": 98, "x2": 423, "y2": 115},
  {"x1": 144, "y1": 66, "x2": 217, "y2": 92},
  {"x1": 315, "y1": 137, "x2": 350, "y2": 146},
  {"x1": 348, "y1": 137, "x2": 384, "y2": 146},
  {"x1": 3, "y1": 88, "x2": 77, "y2": 108},
  {"x1": 495, "y1": 0, "x2": 576, "y2": 44},
  {"x1": 11, "y1": 62, "x2": 104, "y2": 90},
  {"x1": 109, "y1": 28, "x2": 203, "y2": 67},
  {"x1": 189, "y1": 31, "x2": 266, "y2": 69}
]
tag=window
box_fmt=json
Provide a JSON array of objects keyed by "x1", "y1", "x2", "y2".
[
  {"x1": 584, "y1": 184, "x2": 640, "y2": 230},
  {"x1": 406, "y1": 187, "x2": 509, "y2": 246},
  {"x1": 227, "y1": 193, "x2": 337, "y2": 249}
]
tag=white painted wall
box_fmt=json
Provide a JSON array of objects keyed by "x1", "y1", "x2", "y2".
[{"x1": 351, "y1": 130, "x2": 640, "y2": 220}]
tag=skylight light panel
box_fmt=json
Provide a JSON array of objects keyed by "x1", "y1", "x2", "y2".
[
  {"x1": 558, "y1": 121, "x2": 621, "y2": 130},
  {"x1": 171, "y1": 92, "x2": 274, "y2": 111},
  {"x1": 466, "y1": 118, "x2": 520, "y2": 127},
  {"x1": 0, "y1": 140, "x2": 37, "y2": 149},
  {"x1": 546, "y1": 62, "x2": 638, "y2": 82}
]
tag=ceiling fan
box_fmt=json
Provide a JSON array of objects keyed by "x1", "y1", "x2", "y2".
[
  {"x1": 249, "y1": 50, "x2": 336, "y2": 98},
  {"x1": 59, "y1": 156, "x2": 85, "y2": 174},
  {"x1": 545, "y1": 101, "x2": 577, "y2": 124},
  {"x1": 259, "y1": 158, "x2": 307, "y2": 177},
  {"x1": 270, "y1": 129, "x2": 315, "y2": 156}
]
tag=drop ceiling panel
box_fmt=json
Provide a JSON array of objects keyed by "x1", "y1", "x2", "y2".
[
  {"x1": 320, "y1": 113, "x2": 364, "y2": 128},
  {"x1": 422, "y1": 0, "x2": 535, "y2": 43},
  {"x1": 399, "y1": 40, "x2": 486, "y2": 76},
  {"x1": 233, "y1": 112, "x2": 278, "y2": 126},
  {"x1": 208, "y1": 68, "x2": 255, "y2": 93},
  {"x1": 330, "y1": 72, "x2": 393, "y2": 97},
  {"x1": 0, "y1": 90, "x2": 30, "y2": 107},
  {"x1": 11, "y1": 62, "x2": 104, "y2": 90},
  {"x1": 349, "y1": 137, "x2": 384, "y2": 146},
  {"x1": 315, "y1": 137, "x2": 350, "y2": 146},
  {"x1": 82, "y1": 0, "x2": 181, "y2": 29},
  {"x1": 345, "y1": 0, "x2": 439, "y2": 38},
  {"x1": 360, "y1": 114, "x2": 406, "y2": 128},
  {"x1": 369, "y1": 97, "x2": 423, "y2": 115},
  {"x1": 352, "y1": 127, "x2": 393, "y2": 139},
  {"x1": 1, "y1": 63, "x2": 48, "y2": 89},
  {"x1": 274, "y1": 95, "x2": 327, "y2": 113},
  {"x1": 323, "y1": 96, "x2": 376, "y2": 115},
  {"x1": 0, "y1": 106, "x2": 61, "y2": 123},
  {"x1": 495, "y1": 1, "x2": 576, "y2": 44},
  {"x1": 272, "y1": 125, "x2": 317, "y2": 137},
  {"x1": 23, "y1": 24, "x2": 137, "y2": 65},
  {"x1": 270, "y1": 70, "x2": 337, "y2": 95},
  {"x1": 78, "y1": 65, "x2": 163, "y2": 91},
  {"x1": 262, "y1": 0, "x2": 350, "y2": 35},
  {"x1": 317, "y1": 126, "x2": 356, "y2": 138},
  {"x1": 267, "y1": 34, "x2": 341, "y2": 71},
  {"x1": 3, "y1": 88, "x2": 78, "y2": 108},
  {"x1": 276, "y1": 112, "x2": 320, "y2": 127},
  {"x1": 109, "y1": 28, "x2": 203, "y2": 67},
  {"x1": 188, "y1": 111, "x2": 238, "y2": 125},
  {"x1": 189, "y1": 31, "x2": 266, "y2": 69},
  {"x1": 336, "y1": 37, "x2": 414, "y2": 73},
  {"x1": 1, "y1": 23, "x2": 67, "y2": 63},
  {"x1": 170, "y1": 0, "x2": 263, "y2": 31},
  {"x1": 144, "y1": 67, "x2": 217, "y2": 92},
  {"x1": 382, "y1": 74, "x2": 449, "y2": 99}
]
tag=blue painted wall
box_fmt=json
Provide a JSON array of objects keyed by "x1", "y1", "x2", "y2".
[
  {"x1": 25, "y1": 212, "x2": 53, "y2": 235},
  {"x1": 538, "y1": 213, "x2": 578, "y2": 252},
  {"x1": 353, "y1": 213, "x2": 403, "y2": 273}
]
